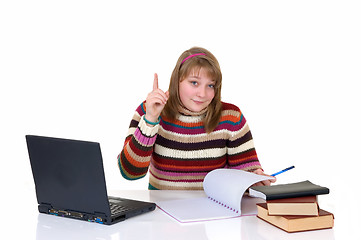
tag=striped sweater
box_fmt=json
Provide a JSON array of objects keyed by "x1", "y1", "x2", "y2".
[{"x1": 118, "y1": 101, "x2": 262, "y2": 190}]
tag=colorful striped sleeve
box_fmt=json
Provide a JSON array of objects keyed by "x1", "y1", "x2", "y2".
[
  {"x1": 118, "y1": 102, "x2": 159, "y2": 180},
  {"x1": 222, "y1": 103, "x2": 262, "y2": 171}
]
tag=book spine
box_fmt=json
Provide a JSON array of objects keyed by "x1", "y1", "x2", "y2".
[{"x1": 266, "y1": 190, "x2": 328, "y2": 200}]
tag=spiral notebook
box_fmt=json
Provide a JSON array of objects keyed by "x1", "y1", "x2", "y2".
[{"x1": 156, "y1": 169, "x2": 273, "y2": 223}]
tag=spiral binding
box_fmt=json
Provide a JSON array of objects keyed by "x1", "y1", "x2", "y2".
[{"x1": 208, "y1": 196, "x2": 239, "y2": 214}]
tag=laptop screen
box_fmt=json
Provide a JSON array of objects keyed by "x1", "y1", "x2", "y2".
[{"x1": 26, "y1": 135, "x2": 111, "y2": 217}]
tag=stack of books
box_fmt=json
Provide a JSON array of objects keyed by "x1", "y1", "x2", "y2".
[{"x1": 249, "y1": 181, "x2": 334, "y2": 233}]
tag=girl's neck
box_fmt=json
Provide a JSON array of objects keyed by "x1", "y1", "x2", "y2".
[{"x1": 178, "y1": 103, "x2": 207, "y2": 116}]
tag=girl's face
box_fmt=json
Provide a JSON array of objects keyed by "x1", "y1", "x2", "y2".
[{"x1": 179, "y1": 67, "x2": 215, "y2": 113}]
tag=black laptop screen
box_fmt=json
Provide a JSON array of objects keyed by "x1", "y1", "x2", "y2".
[{"x1": 26, "y1": 135, "x2": 111, "y2": 217}]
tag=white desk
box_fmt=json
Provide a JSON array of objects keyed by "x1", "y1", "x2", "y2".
[{"x1": 10, "y1": 190, "x2": 342, "y2": 240}]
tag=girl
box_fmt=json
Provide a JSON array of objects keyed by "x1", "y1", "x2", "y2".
[{"x1": 118, "y1": 47, "x2": 276, "y2": 190}]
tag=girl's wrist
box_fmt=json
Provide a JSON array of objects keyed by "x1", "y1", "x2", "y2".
[{"x1": 144, "y1": 115, "x2": 160, "y2": 126}]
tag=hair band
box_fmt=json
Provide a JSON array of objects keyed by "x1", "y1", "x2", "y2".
[{"x1": 181, "y1": 53, "x2": 206, "y2": 65}]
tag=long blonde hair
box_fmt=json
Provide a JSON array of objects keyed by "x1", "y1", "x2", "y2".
[{"x1": 162, "y1": 47, "x2": 223, "y2": 133}]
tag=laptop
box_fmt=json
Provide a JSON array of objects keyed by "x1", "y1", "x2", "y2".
[{"x1": 26, "y1": 135, "x2": 156, "y2": 225}]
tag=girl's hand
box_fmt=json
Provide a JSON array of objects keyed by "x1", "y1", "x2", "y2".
[
  {"x1": 252, "y1": 168, "x2": 277, "y2": 186},
  {"x1": 145, "y1": 73, "x2": 169, "y2": 124}
]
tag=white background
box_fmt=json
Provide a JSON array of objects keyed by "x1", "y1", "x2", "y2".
[{"x1": 1, "y1": 0, "x2": 360, "y2": 238}]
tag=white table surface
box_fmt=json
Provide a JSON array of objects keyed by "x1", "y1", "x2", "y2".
[{"x1": 3, "y1": 188, "x2": 359, "y2": 240}]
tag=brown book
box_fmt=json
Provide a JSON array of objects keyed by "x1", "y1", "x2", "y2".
[
  {"x1": 267, "y1": 196, "x2": 319, "y2": 216},
  {"x1": 257, "y1": 203, "x2": 334, "y2": 233}
]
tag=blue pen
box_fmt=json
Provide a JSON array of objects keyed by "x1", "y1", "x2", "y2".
[{"x1": 271, "y1": 166, "x2": 295, "y2": 176}]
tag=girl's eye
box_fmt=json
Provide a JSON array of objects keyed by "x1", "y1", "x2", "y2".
[
  {"x1": 191, "y1": 81, "x2": 198, "y2": 86},
  {"x1": 208, "y1": 84, "x2": 215, "y2": 88}
]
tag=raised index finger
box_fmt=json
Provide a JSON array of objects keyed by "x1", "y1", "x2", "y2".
[{"x1": 153, "y1": 73, "x2": 159, "y2": 90}]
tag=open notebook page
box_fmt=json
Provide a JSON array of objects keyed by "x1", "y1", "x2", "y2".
[{"x1": 156, "y1": 169, "x2": 273, "y2": 223}]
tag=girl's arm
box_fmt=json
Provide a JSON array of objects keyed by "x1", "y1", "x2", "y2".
[
  {"x1": 225, "y1": 104, "x2": 276, "y2": 185},
  {"x1": 226, "y1": 103, "x2": 262, "y2": 171},
  {"x1": 117, "y1": 102, "x2": 159, "y2": 180},
  {"x1": 118, "y1": 74, "x2": 168, "y2": 180}
]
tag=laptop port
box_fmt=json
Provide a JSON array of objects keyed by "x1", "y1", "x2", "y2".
[
  {"x1": 69, "y1": 211, "x2": 83, "y2": 219},
  {"x1": 58, "y1": 210, "x2": 69, "y2": 216},
  {"x1": 49, "y1": 209, "x2": 58, "y2": 215},
  {"x1": 94, "y1": 217, "x2": 103, "y2": 224}
]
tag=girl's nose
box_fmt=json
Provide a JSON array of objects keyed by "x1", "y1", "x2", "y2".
[{"x1": 197, "y1": 86, "x2": 206, "y2": 97}]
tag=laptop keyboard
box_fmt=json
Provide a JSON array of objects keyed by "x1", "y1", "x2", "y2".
[{"x1": 109, "y1": 201, "x2": 137, "y2": 216}]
